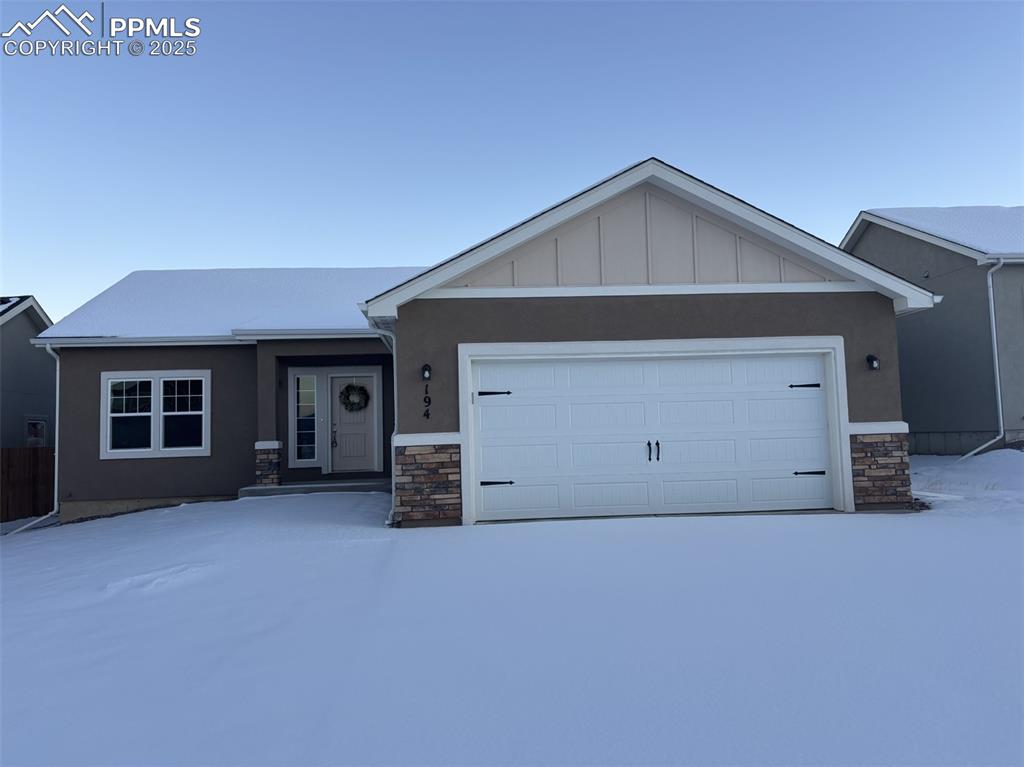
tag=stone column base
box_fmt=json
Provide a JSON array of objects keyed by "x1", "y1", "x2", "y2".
[
  {"x1": 393, "y1": 444, "x2": 462, "y2": 527},
  {"x1": 255, "y1": 440, "x2": 282, "y2": 486},
  {"x1": 851, "y1": 433, "x2": 912, "y2": 509}
]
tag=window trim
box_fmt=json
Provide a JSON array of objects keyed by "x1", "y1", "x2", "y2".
[{"x1": 99, "y1": 370, "x2": 212, "y2": 460}]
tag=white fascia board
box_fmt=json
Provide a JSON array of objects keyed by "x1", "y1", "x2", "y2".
[
  {"x1": 421, "y1": 282, "x2": 875, "y2": 301},
  {"x1": 0, "y1": 297, "x2": 53, "y2": 329},
  {"x1": 365, "y1": 162, "x2": 656, "y2": 317},
  {"x1": 643, "y1": 170, "x2": 934, "y2": 309},
  {"x1": 366, "y1": 160, "x2": 934, "y2": 317},
  {"x1": 30, "y1": 335, "x2": 251, "y2": 348},
  {"x1": 841, "y1": 212, "x2": 1011, "y2": 265},
  {"x1": 230, "y1": 328, "x2": 382, "y2": 340}
]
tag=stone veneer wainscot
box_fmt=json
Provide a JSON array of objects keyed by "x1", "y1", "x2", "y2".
[
  {"x1": 850, "y1": 433, "x2": 912, "y2": 508},
  {"x1": 393, "y1": 444, "x2": 462, "y2": 526}
]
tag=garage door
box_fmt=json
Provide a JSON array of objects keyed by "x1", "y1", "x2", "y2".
[{"x1": 470, "y1": 354, "x2": 835, "y2": 521}]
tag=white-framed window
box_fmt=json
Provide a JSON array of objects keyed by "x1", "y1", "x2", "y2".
[
  {"x1": 24, "y1": 416, "x2": 48, "y2": 447},
  {"x1": 293, "y1": 374, "x2": 317, "y2": 462},
  {"x1": 99, "y1": 370, "x2": 211, "y2": 460}
]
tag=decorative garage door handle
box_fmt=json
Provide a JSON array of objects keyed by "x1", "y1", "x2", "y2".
[
  {"x1": 655, "y1": 440, "x2": 661, "y2": 461},
  {"x1": 793, "y1": 470, "x2": 827, "y2": 476},
  {"x1": 788, "y1": 383, "x2": 821, "y2": 388},
  {"x1": 647, "y1": 441, "x2": 652, "y2": 462},
  {"x1": 480, "y1": 480, "x2": 515, "y2": 486},
  {"x1": 477, "y1": 390, "x2": 512, "y2": 396}
]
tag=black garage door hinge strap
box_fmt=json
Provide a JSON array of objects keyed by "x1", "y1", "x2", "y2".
[
  {"x1": 480, "y1": 480, "x2": 515, "y2": 486},
  {"x1": 788, "y1": 383, "x2": 821, "y2": 388},
  {"x1": 477, "y1": 390, "x2": 512, "y2": 396},
  {"x1": 792, "y1": 470, "x2": 827, "y2": 476}
]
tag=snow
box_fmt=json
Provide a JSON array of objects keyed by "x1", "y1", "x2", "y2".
[
  {"x1": 2, "y1": 452, "x2": 1022, "y2": 766},
  {"x1": 868, "y1": 205, "x2": 1024, "y2": 257},
  {"x1": 39, "y1": 267, "x2": 424, "y2": 340}
]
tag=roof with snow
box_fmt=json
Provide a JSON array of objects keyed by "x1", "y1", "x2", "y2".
[
  {"x1": 0, "y1": 296, "x2": 30, "y2": 319},
  {"x1": 0, "y1": 295, "x2": 52, "y2": 328},
  {"x1": 38, "y1": 268, "x2": 424, "y2": 344},
  {"x1": 844, "y1": 206, "x2": 1024, "y2": 261}
]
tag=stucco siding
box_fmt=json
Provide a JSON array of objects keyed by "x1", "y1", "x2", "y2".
[
  {"x1": 394, "y1": 292, "x2": 902, "y2": 434},
  {"x1": 994, "y1": 264, "x2": 1024, "y2": 441},
  {"x1": 57, "y1": 345, "x2": 257, "y2": 505},
  {"x1": 849, "y1": 223, "x2": 998, "y2": 437},
  {"x1": 0, "y1": 310, "x2": 56, "y2": 447}
]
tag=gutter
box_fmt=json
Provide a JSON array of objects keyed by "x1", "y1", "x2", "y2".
[
  {"x1": 960, "y1": 258, "x2": 1006, "y2": 459},
  {"x1": 369, "y1": 325, "x2": 400, "y2": 526},
  {"x1": 7, "y1": 344, "x2": 60, "y2": 534}
]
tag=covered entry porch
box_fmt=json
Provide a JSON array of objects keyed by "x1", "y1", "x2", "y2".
[{"x1": 249, "y1": 337, "x2": 395, "y2": 491}]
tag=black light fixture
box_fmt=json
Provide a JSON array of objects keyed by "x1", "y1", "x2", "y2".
[
  {"x1": 866, "y1": 354, "x2": 880, "y2": 370},
  {"x1": 421, "y1": 364, "x2": 432, "y2": 381}
]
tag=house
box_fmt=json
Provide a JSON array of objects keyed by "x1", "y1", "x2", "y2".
[
  {"x1": 1, "y1": 296, "x2": 55, "y2": 448},
  {"x1": 36, "y1": 159, "x2": 936, "y2": 525},
  {"x1": 842, "y1": 207, "x2": 1023, "y2": 455}
]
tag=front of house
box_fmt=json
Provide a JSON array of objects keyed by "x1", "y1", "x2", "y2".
[{"x1": 37, "y1": 159, "x2": 936, "y2": 525}]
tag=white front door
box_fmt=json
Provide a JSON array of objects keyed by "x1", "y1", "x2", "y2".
[
  {"x1": 470, "y1": 353, "x2": 836, "y2": 521},
  {"x1": 330, "y1": 375, "x2": 379, "y2": 472}
]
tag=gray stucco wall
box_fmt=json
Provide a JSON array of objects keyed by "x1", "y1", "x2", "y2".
[
  {"x1": 849, "y1": 224, "x2": 999, "y2": 451},
  {"x1": 0, "y1": 309, "x2": 56, "y2": 447},
  {"x1": 994, "y1": 265, "x2": 1024, "y2": 441},
  {"x1": 58, "y1": 346, "x2": 258, "y2": 506},
  {"x1": 394, "y1": 292, "x2": 903, "y2": 434}
]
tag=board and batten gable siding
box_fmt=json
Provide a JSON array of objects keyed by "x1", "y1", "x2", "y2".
[
  {"x1": 393, "y1": 292, "x2": 902, "y2": 434},
  {"x1": 57, "y1": 346, "x2": 257, "y2": 513},
  {"x1": 448, "y1": 184, "x2": 847, "y2": 289},
  {"x1": 847, "y1": 223, "x2": 1000, "y2": 445}
]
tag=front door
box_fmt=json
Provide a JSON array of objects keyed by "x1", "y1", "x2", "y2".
[{"x1": 330, "y1": 375, "x2": 379, "y2": 472}]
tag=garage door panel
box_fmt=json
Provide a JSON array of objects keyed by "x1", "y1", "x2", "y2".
[
  {"x1": 478, "y1": 362, "x2": 559, "y2": 392},
  {"x1": 478, "y1": 403, "x2": 558, "y2": 432},
  {"x1": 472, "y1": 353, "x2": 836, "y2": 520},
  {"x1": 570, "y1": 401, "x2": 646, "y2": 429},
  {"x1": 656, "y1": 358, "x2": 734, "y2": 388},
  {"x1": 572, "y1": 441, "x2": 649, "y2": 468},
  {"x1": 658, "y1": 400, "x2": 736, "y2": 427},
  {"x1": 573, "y1": 481, "x2": 650, "y2": 509},
  {"x1": 480, "y1": 443, "x2": 559, "y2": 474}
]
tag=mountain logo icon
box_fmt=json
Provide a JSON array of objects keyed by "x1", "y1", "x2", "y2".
[{"x1": 2, "y1": 4, "x2": 94, "y2": 37}]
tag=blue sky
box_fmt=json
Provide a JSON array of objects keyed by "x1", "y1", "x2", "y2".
[{"x1": 2, "y1": 1, "x2": 1022, "y2": 319}]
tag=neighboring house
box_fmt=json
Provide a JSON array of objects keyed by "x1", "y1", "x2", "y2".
[
  {"x1": 842, "y1": 207, "x2": 1024, "y2": 455},
  {"x1": 1, "y1": 296, "x2": 55, "y2": 448},
  {"x1": 36, "y1": 158, "x2": 935, "y2": 526}
]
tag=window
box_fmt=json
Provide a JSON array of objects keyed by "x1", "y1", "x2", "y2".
[
  {"x1": 294, "y1": 375, "x2": 316, "y2": 461},
  {"x1": 100, "y1": 370, "x2": 211, "y2": 459}
]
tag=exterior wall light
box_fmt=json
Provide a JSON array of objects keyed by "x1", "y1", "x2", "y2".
[
  {"x1": 866, "y1": 354, "x2": 880, "y2": 370},
  {"x1": 421, "y1": 364, "x2": 432, "y2": 381}
]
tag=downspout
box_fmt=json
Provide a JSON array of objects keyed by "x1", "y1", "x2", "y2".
[
  {"x1": 372, "y1": 326, "x2": 400, "y2": 526},
  {"x1": 8, "y1": 344, "x2": 60, "y2": 534},
  {"x1": 960, "y1": 258, "x2": 1006, "y2": 460}
]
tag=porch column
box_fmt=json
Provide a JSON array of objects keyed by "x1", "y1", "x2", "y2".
[{"x1": 254, "y1": 343, "x2": 281, "y2": 485}]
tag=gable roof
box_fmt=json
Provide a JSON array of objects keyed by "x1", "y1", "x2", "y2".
[
  {"x1": 37, "y1": 267, "x2": 423, "y2": 347},
  {"x1": 0, "y1": 296, "x2": 52, "y2": 329},
  {"x1": 364, "y1": 158, "x2": 936, "y2": 318},
  {"x1": 841, "y1": 206, "x2": 1024, "y2": 263}
]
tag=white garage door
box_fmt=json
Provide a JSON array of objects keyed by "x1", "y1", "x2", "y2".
[{"x1": 470, "y1": 353, "x2": 836, "y2": 521}]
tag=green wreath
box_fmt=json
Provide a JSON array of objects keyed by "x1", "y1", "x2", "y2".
[{"x1": 340, "y1": 384, "x2": 370, "y2": 412}]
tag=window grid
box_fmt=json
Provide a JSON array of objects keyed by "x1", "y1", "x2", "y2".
[
  {"x1": 295, "y1": 375, "x2": 316, "y2": 461},
  {"x1": 108, "y1": 379, "x2": 153, "y2": 451}
]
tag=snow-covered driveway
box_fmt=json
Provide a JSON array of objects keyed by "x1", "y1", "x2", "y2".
[{"x1": 2, "y1": 452, "x2": 1021, "y2": 766}]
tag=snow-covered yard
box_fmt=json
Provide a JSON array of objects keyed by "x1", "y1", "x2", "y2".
[{"x1": 2, "y1": 452, "x2": 1021, "y2": 766}]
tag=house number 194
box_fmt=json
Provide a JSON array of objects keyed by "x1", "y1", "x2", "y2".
[{"x1": 423, "y1": 383, "x2": 431, "y2": 420}]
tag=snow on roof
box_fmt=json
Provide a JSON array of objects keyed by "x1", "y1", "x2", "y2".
[
  {"x1": 39, "y1": 268, "x2": 424, "y2": 341},
  {"x1": 867, "y1": 206, "x2": 1024, "y2": 257},
  {"x1": 0, "y1": 296, "x2": 29, "y2": 318}
]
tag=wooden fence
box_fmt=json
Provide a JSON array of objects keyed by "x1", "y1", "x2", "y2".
[{"x1": 1, "y1": 448, "x2": 55, "y2": 523}]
